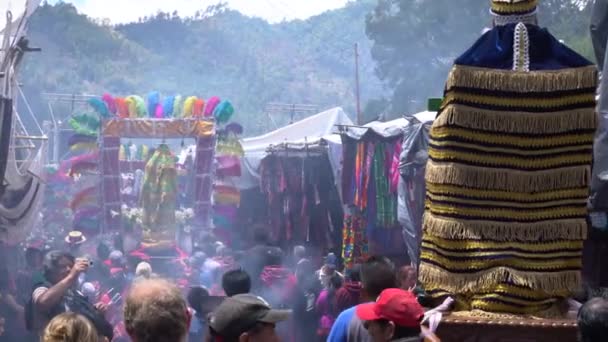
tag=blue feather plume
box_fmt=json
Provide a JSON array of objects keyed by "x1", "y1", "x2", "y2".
[
  {"x1": 88, "y1": 97, "x2": 110, "y2": 118},
  {"x1": 147, "y1": 92, "x2": 160, "y2": 118},
  {"x1": 162, "y1": 96, "x2": 175, "y2": 117}
]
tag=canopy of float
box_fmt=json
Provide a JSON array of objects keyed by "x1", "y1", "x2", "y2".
[{"x1": 239, "y1": 107, "x2": 353, "y2": 190}]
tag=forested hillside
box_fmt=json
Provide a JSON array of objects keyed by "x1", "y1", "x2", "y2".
[{"x1": 19, "y1": 1, "x2": 594, "y2": 135}]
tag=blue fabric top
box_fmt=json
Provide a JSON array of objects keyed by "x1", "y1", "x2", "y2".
[
  {"x1": 455, "y1": 24, "x2": 593, "y2": 70},
  {"x1": 327, "y1": 306, "x2": 355, "y2": 342}
]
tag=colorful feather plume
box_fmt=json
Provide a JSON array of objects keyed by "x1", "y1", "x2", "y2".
[
  {"x1": 213, "y1": 100, "x2": 234, "y2": 124},
  {"x1": 70, "y1": 142, "x2": 98, "y2": 153},
  {"x1": 68, "y1": 152, "x2": 99, "y2": 169},
  {"x1": 155, "y1": 103, "x2": 163, "y2": 118},
  {"x1": 69, "y1": 162, "x2": 97, "y2": 177},
  {"x1": 133, "y1": 95, "x2": 147, "y2": 117},
  {"x1": 193, "y1": 98, "x2": 205, "y2": 117},
  {"x1": 162, "y1": 96, "x2": 175, "y2": 117},
  {"x1": 69, "y1": 114, "x2": 100, "y2": 137},
  {"x1": 125, "y1": 96, "x2": 137, "y2": 118},
  {"x1": 115, "y1": 97, "x2": 129, "y2": 118},
  {"x1": 102, "y1": 93, "x2": 117, "y2": 115},
  {"x1": 147, "y1": 92, "x2": 160, "y2": 118},
  {"x1": 70, "y1": 186, "x2": 98, "y2": 211},
  {"x1": 183, "y1": 96, "x2": 197, "y2": 117},
  {"x1": 205, "y1": 96, "x2": 221, "y2": 117},
  {"x1": 173, "y1": 95, "x2": 183, "y2": 118},
  {"x1": 88, "y1": 97, "x2": 110, "y2": 118},
  {"x1": 68, "y1": 134, "x2": 97, "y2": 147}
]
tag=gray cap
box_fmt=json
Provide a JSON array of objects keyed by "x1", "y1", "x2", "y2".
[{"x1": 208, "y1": 294, "x2": 290, "y2": 338}]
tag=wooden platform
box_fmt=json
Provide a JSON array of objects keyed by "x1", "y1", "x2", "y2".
[{"x1": 435, "y1": 314, "x2": 577, "y2": 342}]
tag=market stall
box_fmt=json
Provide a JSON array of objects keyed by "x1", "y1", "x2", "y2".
[
  {"x1": 236, "y1": 108, "x2": 352, "y2": 251},
  {"x1": 339, "y1": 117, "x2": 410, "y2": 268}
]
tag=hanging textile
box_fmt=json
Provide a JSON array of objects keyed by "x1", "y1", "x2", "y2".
[{"x1": 342, "y1": 208, "x2": 368, "y2": 269}]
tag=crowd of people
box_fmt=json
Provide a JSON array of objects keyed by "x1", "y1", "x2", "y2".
[{"x1": 0, "y1": 224, "x2": 607, "y2": 342}]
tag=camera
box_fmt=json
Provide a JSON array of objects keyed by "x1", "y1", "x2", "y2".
[{"x1": 76, "y1": 257, "x2": 93, "y2": 266}]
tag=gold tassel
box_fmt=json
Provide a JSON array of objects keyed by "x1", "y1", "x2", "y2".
[
  {"x1": 434, "y1": 104, "x2": 597, "y2": 134},
  {"x1": 419, "y1": 263, "x2": 581, "y2": 295},
  {"x1": 445, "y1": 65, "x2": 598, "y2": 94},
  {"x1": 425, "y1": 160, "x2": 590, "y2": 193},
  {"x1": 423, "y1": 213, "x2": 587, "y2": 241}
]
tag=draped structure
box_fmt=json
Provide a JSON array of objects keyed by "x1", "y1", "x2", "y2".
[{"x1": 419, "y1": 20, "x2": 597, "y2": 314}]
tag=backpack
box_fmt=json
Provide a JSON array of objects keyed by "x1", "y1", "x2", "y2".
[
  {"x1": 24, "y1": 280, "x2": 113, "y2": 340},
  {"x1": 66, "y1": 291, "x2": 114, "y2": 340}
]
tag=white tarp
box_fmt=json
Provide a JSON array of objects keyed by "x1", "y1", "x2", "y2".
[{"x1": 239, "y1": 107, "x2": 353, "y2": 189}]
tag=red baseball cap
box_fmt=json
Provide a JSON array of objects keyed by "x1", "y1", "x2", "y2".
[{"x1": 356, "y1": 288, "x2": 424, "y2": 328}]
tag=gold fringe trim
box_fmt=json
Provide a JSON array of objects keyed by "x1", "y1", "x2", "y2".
[
  {"x1": 449, "y1": 306, "x2": 566, "y2": 320},
  {"x1": 434, "y1": 104, "x2": 597, "y2": 134},
  {"x1": 419, "y1": 263, "x2": 581, "y2": 295},
  {"x1": 443, "y1": 91, "x2": 595, "y2": 109},
  {"x1": 445, "y1": 65, "x2": 598, "y2": 93},
  {"x1": 427, "y1": 192, "x2": 586, "y2": 209},
  {"x1": 425, "y1": 160, "x2": 590, "y2": 193},
  {"x1": 421, "y1": 250, "x2": 582, "y2": 272},
  {"x1": 423, "y1": 213, "x2": 587, "y2": 241},
  {"x1": 431, "y1": 126, "x2": 594, "y2": 148},
  {"x1": 428, "y1": 148, "x2": 591, "y2": 170},
  {"x1": 426, "y1": 183, "x2": 589, "y2": 202},
  {"x1": 422, "y1": 234, "x2": 584, "y2": 252}
]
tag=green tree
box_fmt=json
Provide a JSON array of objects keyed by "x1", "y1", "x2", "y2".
[{"x1": 365, "y1": 0, "x2": 595, "y2": 116}]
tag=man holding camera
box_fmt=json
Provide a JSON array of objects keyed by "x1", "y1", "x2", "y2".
[{"x1": 27, "y1": 250, "x2": 109, "y2": 337}]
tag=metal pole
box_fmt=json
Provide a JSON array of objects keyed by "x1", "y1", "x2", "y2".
[{"x1": 355, "y1": 43, "x2": 362, "y2": 125}]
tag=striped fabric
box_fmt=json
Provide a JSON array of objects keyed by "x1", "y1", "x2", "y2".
[
  {"x1": 491, "y1": 0, "x2": 537, "y2": 16},
  {"x1": 419, "y1": 64, "x2": 597, "y2": 314}
]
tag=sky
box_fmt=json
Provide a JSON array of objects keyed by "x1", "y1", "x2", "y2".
[{"x1": 1, "y1": 0, "x2": 351, "y2": 23}]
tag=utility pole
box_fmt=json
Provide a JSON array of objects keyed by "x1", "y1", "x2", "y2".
[{"x1": 355, "y1": 43, "x2": 362, "y2": 125}]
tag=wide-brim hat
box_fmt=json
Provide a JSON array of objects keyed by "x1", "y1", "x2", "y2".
[{"x1": 65, "y1": 230, "x2": 87, "y2": 245}]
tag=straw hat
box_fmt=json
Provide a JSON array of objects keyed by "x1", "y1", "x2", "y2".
[{"x1": 65, "y1": 230, "x2": 87, "y2": 245}]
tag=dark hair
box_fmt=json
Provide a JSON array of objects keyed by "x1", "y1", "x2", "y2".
[
  {"x1": 346, "y1": 264, "x2": 361, "y2": 282},
  {"x1": 222, "y1": 269, "x2": 251, "y2": 297},
  {"x1": 208, "y1": 321, "x2": 270, "y2": 342},
  {"x1": 124, "y1": 279, "x2": 189, "y2": 342},
  {"x1": 360, "y1": 256, "x2": 396, "y2": 299},
  {"x1": 43, "y1": 250, "x2": 75, "y2": 279},
  {"x1": 187, "y1": 286, "x2": 209, "y2": 315},
  {"x1": 578, "y1": 297, "x2": 608, "y2": 342}
]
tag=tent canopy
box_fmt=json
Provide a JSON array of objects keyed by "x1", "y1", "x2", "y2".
[
  {"x1": 341, "y1": 111, "x2": 435, "y2": 141},
  {"x1": 239, "y1": 107, "x2": 353, "y2": 189}
]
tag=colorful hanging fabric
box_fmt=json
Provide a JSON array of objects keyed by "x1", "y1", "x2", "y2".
[
  {"x1": 373, "y1": 143, "x2": 397, "y2": 228},
  {"x1": 342, "y1": 210, "x2": 369, "y2": 269}
]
